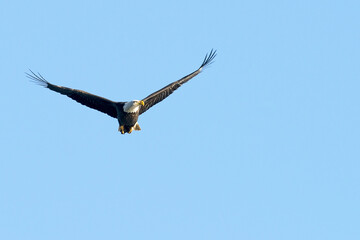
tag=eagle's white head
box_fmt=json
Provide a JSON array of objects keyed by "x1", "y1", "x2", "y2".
[{"x1": 123, "y1": 100, "x2": 145, "y2": 113}]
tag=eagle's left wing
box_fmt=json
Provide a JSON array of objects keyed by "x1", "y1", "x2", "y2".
[{"x1": 139, "y1": 49, "x2": 216, "y2": 115}]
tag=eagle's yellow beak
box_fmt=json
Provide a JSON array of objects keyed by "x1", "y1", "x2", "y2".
[{"x1": 139, "y1": 100, "x2": 145, "y2": 106}]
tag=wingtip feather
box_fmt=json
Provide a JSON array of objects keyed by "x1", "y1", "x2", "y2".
[
  {"x1": 26, "y1": 69, "x2": 49, "y2": 87},
  {"x1": 199, "y1": 49, "x2": 217, "y2": 70}
]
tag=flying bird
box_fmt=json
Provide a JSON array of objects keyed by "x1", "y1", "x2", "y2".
[{"x1": 27, "y1": 49, "x2": 216, "y2": 134}]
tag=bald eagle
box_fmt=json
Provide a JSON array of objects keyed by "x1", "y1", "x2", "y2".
[{"x1": 27, "y1": 50, "x2": 216, "y2": 134}]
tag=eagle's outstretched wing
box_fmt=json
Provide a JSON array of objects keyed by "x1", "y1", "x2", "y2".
[
  {"x1": 139, "y1": 49, "x2": 216, "y2": 115},
  {"x1": 26, "y1": 70, "x2": 118, "y2": 118}
]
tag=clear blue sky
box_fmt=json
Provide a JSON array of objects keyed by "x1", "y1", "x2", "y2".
[{"x1": 1, "y1": 0, "x2": 360, "y2": 239}]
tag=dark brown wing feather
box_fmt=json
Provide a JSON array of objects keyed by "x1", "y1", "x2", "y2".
[
  {"x1": 27, "y1": 70, "x2": 118, "y2": 118},
  {"x1": 139, "y1": 49, "x2": 216, "y2": 115}
]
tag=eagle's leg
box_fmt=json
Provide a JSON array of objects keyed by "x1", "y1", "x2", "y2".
[{"x1": 118, "y1": 125, "x2": 125, "y2": 134}]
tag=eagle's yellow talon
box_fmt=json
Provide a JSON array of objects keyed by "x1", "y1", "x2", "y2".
[
  {"x1": 128, "y1": 127, "x2": 134, "y2": 134},
  {"x1": 119, "y1": 125, "x2": 125, "y2": 134}
]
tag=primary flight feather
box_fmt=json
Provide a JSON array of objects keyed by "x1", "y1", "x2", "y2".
[{"x1": 27, "y1": 49, "x2": 217, "y2": 134}]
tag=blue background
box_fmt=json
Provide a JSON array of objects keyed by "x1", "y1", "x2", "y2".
[{"x1": 1, "y1": 0, "x2": 360, "y2": 239}]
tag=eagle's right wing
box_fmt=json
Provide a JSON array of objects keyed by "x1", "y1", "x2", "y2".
[{"x1": 27, "y1": 70, "x2": 118, "y2": 118}]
